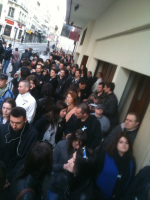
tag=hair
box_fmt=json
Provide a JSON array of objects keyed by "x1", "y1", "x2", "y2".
[
  {"x1": 10, "y1": 107, "x2": 26, "y2": 119},
  {"x1": 18, "y1": 142, "x2": 53, "y2": 179},
  {"x1": 9, "y1": 44, "x2": 12, "y2": 48},
  {"x1": 105, "y1": 132, "x2": 134, "y2": 160},
  {"x1": 19, "y1": 80, "x2": 30, "y2": 89},
  {"x1": 77, "y1": 103, "x2": 90, "y2": 115},
  {"x1": 51, "y1": 67, "x2": 58, "y2": 74},
  {"x1": 15, "y1": 48, "x2": 18, "y2": 51},
  {"x1": 63, "y1": 84, "x2": 79, "y2": 99},
  {"x1": 0, "y1": 161, "x2": 6, "y2": 192},
  {"x1": 73, "y1": 148, "x2": 97, "y2": 182},
  {"x1": 78, "y1": 78, "x2": 87, "y2": 85},
  {"x1": 88, "y1": 71, "x2": 92, "y2": 75},
  {"x1": 67, "y1": 91, "x2": 78, "y2": 106},
  {"x1": 21, "y1": 67, "x2": 30, "y2": 79},
  {"x1": 28, "y1": 48, "x2": 33, "y2": 51},
  {"x1": 37, "y1": 58, "x2": 44, "y2": 63},
  {"x1": 127, "y1": 112, "x2": 140, "y2": 123},
  {"x1": 25, "y1": 49, "x2": 28, "y2": 53},
  {"x1": 98, "y1": 82, "x2": 105, "y2": 88},
  {"x1": 33, "y1": 54, "x2": 39, "y2": 59},
  {"x1": 67, "y1": 129, "x2": 87, "y2": 155},
  {"x1": 36, "y1": 64, "x2": 42, "y2": 69},
  {"x1": 76, "y1": 69, "x2": 81, "y2": 75},
  {"x1": 25, "y1": 75, "x2": 38, "y2": 87},
  {"x1": 45, "y1": 101, "x2": 67, "y2": 128},
  {"x1": 98, "y1": 72, "x2": 103, "y2": 78},
  {"x1": 1, "y1": 98, "x2": 16, "y2": 122},
  {"x1": 41, "y1": 83, "x2": 53, "y2": 97},
  {"x1": 105, "y1": 82, "x2": 115, "y2": 92},
  {"x1": 23, "y1": 60, "x2": 31, "y2": 67}
]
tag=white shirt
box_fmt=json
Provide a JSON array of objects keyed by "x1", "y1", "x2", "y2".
[
  {"x1": 92, "y1": 78, "x2": 102, "y2": 92},
  {"x1": 15, "y1": 92, "x2": 37, "y2": 123}
]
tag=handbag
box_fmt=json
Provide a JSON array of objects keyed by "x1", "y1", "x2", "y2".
[{"x1": 15, "y1": 188, "x2": 35, "y2": 200}]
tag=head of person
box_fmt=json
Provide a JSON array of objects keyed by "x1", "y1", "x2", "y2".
[
  {"x1": 59, "y1": 62, "x2": 64, "y2": 70},
  {"x1": 20, "y1": 66, "x2": 30, "y2": 79},
  {"x1": 1, "y1": 98, "x2": 16, "y2": 121},
  {"x1": 97, "y1": 82, "x2": 104, "y2": 93},
  {"x1": 66, "y1": 91, "x2": 78, "y2": 107},
  {"x1": 46, "y1": 59, "x2": 51, "y2": 65},
  {"x1": 15, "y1": 48, "x2": 18, "y2": 52},
  {"x1": 104, "y1": 82, "x2": 115, "y2": 94},
  {"x1": 18, "y1": 80, "x2": 30, "y2": 95},
  {"x1": 50, "y1": 68, "x2": 58, "y2": 78},
  {"x1": 3, "y1": 41, "x2": 7, "y2": 46},
  {"x1": 0, "y1": 161, "x2": 6, "y2": 192},
  {"x1": 87, "y1": 71, "x2": 92, "y2": 78},
  {"x1": 10, "y1": 107, "x2": 27, "y2": 131},
  {"x1": 49, "y1": 55, "x2": 53, "y2": 61},
  {"x1": 31, "y1": 58, "x2": 37, "y2": 65},
  {"x1": 75, "y1": 103, "x2": 90, "y2": 119},
  {"x1": 26, "y1": 75, "x2": 38, "y2": 90},
  {"x1": 95, "y1": 104, "x2": 105, "y2": 118},
  {"x1": 75, "y1": 69, "x2": 81, "y2": 78},
  {"x1": 43, "y1": 68, "x2": 49, "y2": 76},
  {"x1": 28, "y1": 47, "x2": 32, "y2": 52},
  {"x1": 36, "y1": 64, "x2": 42, "y2": 74},
  {"x1": 125, "y1": 112, "x2": 140, "y2": 131},
  {"x1": 97, "y1": 72, "x2": 103, "y2": 79},
  {"x1": 68, "y1": 129, "x2": 87, "y2": 154},
  {"x1": 8, "y1": 44, "x2": 12, "y2": 48},
  {"x1": 78, "y1": 78, "x2": 87, "y2": 90},
  {"x1": 59, "y1": 69, "x2": 66, "y2": 78},
  {"x1": 0, "y1": 74, "x2": 8, "y2": 89},
  {"x1": 41, "y1": 83, "x2": 53, "y2": 97},
  {"x1": 25, "y1": 49, "x2": 28, "y2": 53},
  {"x1": 54, "y1": 101, "x2": 67, "y2": 119},
  {"x1": 66, "y1": 65, "x2": 71, "y2": 71},
  {"x1": 21, "y1": 141, "x2": 53, "y2": 179},
  {"x1": 34, "y1": 54, "x2": 39, "y2": 60},
  {"x1": 106, "y1": 132, "x2": 134, "y2": 158},
  {"x1": 71, "y1": 59, "x2": 74, "y2": 65},
  {"x1": 72, "y1": 66, "x2": 76, "y2": 74},
  {"x1": 67, "y1": 147, "x2": 97, "y2": 180}
]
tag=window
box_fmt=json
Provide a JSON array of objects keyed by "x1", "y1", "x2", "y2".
[
  {"x1": 8, "y1": 7, "x2": 15, "y2": 18},
  {"x1": 18, "y1": 12, "x2": 21, "y2": 21},
  {"x1": 80, "y1": 28, "x2": 87, "y2": 45},
  {"x1": 4, "y1": 25, "x2": 12, "y2": 36}
]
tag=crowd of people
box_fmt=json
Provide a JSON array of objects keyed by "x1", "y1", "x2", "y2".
[{"x1": 0, "y1": 43, "x2": 148, "y2": 200}]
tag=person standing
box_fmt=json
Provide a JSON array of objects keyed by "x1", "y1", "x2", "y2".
[
  {"x1": 11, "y1": 48, "x2": 20, "y2": 74},
  {"x1": 21, "y1": 35, "x2": 24, "y2": 43},
  {"x1": 1, "y1": 44, "x2": 12, "y2": 74},
  {"x1": 0, "y1": 40, "x2": 4, "y2": 65},
  {"x1": 0, "y1": 73, "x2": 14, "y2": 109},
  {"x1": 15, "y1": 80, "x2": 37, "y2": 123}
]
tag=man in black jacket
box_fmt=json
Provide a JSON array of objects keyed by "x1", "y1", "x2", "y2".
[
  {"x1": 0, "y1": 107, "x2": 37, "y2": 181},
  {"x1": 49, "y1": 68, "x2": 58, "y2": 93},
  {"x1": 65, "y1": 103, "x2": 102, "y2": 149},
  {"x1": 103, "y1": 82, "x2": 119, "y2": 127}
]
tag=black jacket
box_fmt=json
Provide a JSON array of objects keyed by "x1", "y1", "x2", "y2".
[
  {"x1": 35, "y1": 116, "x2": 66, "y2": 144},
  {"x1": 11, "y1": 60, "x2": 22, "y2": 77},
  {"x1": 0, "y1": 122, "x2": 37, "y2": 181},
  {"x1": 21, "y1": 52, "x2": 29, "y2": 60},
  {"x1": 49, "y1": 77, "x2": 58, "y2": 93},
  {"x1": 54, "y1": 76, "x2": 66, "y2": 101},
  {"x1": 103, "y1": 93, "x2": 119, "y2": 127},
  {"x1": 64, "y1": 114, "x2": 102, "y2": 149}
]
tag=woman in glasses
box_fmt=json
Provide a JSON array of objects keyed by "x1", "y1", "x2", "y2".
[
  {"x1": 46, "y1": 129, "x2": 88, "y2": 200},
  {"x1": 96, "y1": 132, "x2": 135, "y2": 200}
]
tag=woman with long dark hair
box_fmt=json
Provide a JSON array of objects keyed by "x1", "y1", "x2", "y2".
[
  {"x1": 47, "y1": 129, "x2": 87, "y2": 200},
  {"x1": 26, "y1": 75, "x2": 39, "y2": 100},
  {"x1": 7, "y1": 141, "x2": 53, "y2": 200},
  {"x1": 0, "y1": 97, "x2": 16, "y2": 124},
  {"x1": 35, "y1": 101, "x2": 67, "y2": 147},
  {"x1": 65, "y1": 147, "x2": 98, "y2": 200},
  {"x1": 96, "y1": 132, "x2": 135, "y2": 200}
]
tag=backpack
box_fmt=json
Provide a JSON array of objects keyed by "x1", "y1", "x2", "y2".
[{"x1": 1, "y1": 49, "x2": 9, "y2": 60}]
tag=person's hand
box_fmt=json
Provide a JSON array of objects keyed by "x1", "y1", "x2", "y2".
[
  {"x1": 93, "y1": 98, "x2": 98, "y2": 104},
  {"x1": 66, "y1": 134, "x2": 71, "y2": 138},
  {"x1": 14, "y1": 73, "x2": 18, "y2": 78},
  {"x1": 90, "y1": 96, "x2": 94, "y2": 100},
  {"x1": 63, "y1": 163, "x2": 69, "y2": 171},
  {"x1": 78, "y1": 91, "x2": 81, "y2": 97},
  {"x1": 31, "y1": 69, "x2": 36, "y2": 73},
  {"x1": 39, "y1": 81, "x2": 42, "y2": 84},
  {"x1": 83, "y1": 99, "x2": 87, "y2": 102},
  {"x1": 3, "y1": 179, "x2": 10, "y2": 190}
]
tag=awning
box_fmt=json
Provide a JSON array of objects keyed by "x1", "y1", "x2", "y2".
[
  {"x1": 26, "y1": 30, "x2": 31, "y2": 34},
  {"x1": 5, "y1": 19, "x2": 14, "y2": 25}
]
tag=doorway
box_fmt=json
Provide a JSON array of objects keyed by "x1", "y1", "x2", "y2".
[{"x1": 81, "y1": 55, "x2": 89, "y2": 67}]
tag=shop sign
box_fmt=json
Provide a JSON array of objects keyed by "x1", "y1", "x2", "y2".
[
  {"x1": 5, "y1": 19, "x2": 14, "y2": 25},
  {"x1": 27, "y1": 30, "x2": 31, "y2": 34},
  {"x1": 18, "y1": 23, "x2": 22, "y2": 29}
]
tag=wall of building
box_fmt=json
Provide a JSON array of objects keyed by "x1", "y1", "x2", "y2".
[{"x1": 57, "y1": 36, "x2": 74, "y2": 53}]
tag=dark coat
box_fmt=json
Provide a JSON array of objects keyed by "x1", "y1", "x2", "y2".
[
  {"x1": 21, "y1": 52, "x2": 30, "y2": 60},
  {"x1": 0, "y1": 122, "x2": 37, "y2": 181},
  {"x1": 54, "y1": 76, "x2": 66, "y2": 101},
  {"x1": 64, "y1": 114, "x2": 102, "y2": 149},
  {"x1": 49, "y1": 77, "x2": 58, "y2": 93},
  {"x1": 11, "y1": 60, "x2": 22, "y2": 77},
  {"x1": 103, "y1": 93, "x2": 119, "y2": 127},
  {"x1": 35, "y1": 116, "x2": 66, "y2": 144}
]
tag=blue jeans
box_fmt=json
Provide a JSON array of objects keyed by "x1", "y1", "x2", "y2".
[
  {"x1": 46, "y1": 190, "x2": 59, "y2": 200},
  {"x1": 2, "y1": 59, "x2": 10, "y2": 74}
]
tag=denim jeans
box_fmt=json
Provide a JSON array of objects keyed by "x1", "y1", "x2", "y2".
[
  {"x1": 2, "y1": 59, "x2": 10, "y2": 74},
  {"x1": 46, "y1": 190, "x2": 59, "y2": 200}
]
